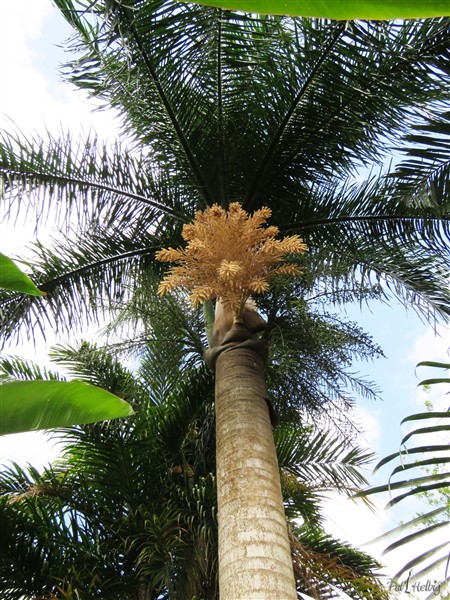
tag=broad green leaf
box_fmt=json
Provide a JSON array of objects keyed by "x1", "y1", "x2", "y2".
[
  {"x1": 187, "y1": 0, "x2": 450, "y2": 19},
  {"x1": 0, "y1": 380, "x2": 134, "y2": 435},
  {"x1": 0, "y1": 253, "x2": 45, "y2": 296}
]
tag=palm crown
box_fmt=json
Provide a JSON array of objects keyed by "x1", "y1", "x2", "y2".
[{"x1": 0, "y1": 5, "x2": 449, "y2": 342}]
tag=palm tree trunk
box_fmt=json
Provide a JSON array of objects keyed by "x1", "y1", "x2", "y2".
[{"x1": 215, "y1": 331, "x2": 297, "y2": 599}]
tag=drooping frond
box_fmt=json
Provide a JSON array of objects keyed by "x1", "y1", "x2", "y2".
[
  {"x1": 0, "y1": 128, "x2": 189, "y2": 230},
  {"x1": 0, "y1": 332, "x2": 387, "y2": 598},
  {"x1": 292, "y1": 527, "x2": 388, "y2": 600},
  {"x1": 0, "y1": 225, "x2": 166, "y2": 345},
  {"x1": 362, "y1": 364, "x2": 450, "y2": 591},
  {"x1": 275, "y1": 423, "x2": 374, "y2": 494},
  {"x1": 280, "y1": 175, "x2": 450, "y2": 321},
  {"x1": 264, "y1": 282, "x2": 384, "y2": 425},
  {"x1": 393, "y1": 109, "x2": 450, "y2": 208},
  {"x1": 49, "y1": 340, "x2": 149, "y2": 408}
]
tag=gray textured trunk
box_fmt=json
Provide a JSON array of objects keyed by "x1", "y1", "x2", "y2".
[{"x1": 215, "y1": 339, "x2": 296, "y2": 599}]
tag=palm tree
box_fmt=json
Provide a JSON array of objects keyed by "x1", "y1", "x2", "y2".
[{"x1": 1, "y1": 3, "x2": 449, "y2": 596}]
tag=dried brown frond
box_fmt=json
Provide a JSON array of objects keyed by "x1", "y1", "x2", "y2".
[
  {"x1": 156, "y1": 203, "x2": 307, "y2": 321},
  {"x1": 8, "y1": 483, "x2": 69, "y2": 504},
  {"x1": 290, "y1": 534, "x2": 388, "y2": 600}
]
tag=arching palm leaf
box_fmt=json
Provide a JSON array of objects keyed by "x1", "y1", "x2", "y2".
[
  {"x1": 393, "y1": 110, "x2": 450, "y2": 209},
  {"x1": 292, "y1": 527, "x2": 387, "y2": 600},
  {"x1": 361, "y1": 363, "x2": 450, "y2": 595},
  {"x1": 264, "y1": 281, "x2": 384, "y2": 424},
  {"x1": 0, "y1": 224, "x2": 166, "y2": 344},
  {"x1": 276, "y1": 423, "x2": 374, "y2": 494},
  {"x1": 0, "y1": 128, "x2": 190, "y2": 228}
]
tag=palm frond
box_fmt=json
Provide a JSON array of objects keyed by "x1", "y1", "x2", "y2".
[
  {"x1": 264, "y1": 285, "x2": 383, "y2": 424},
  {"x1": 275, "y1": 423, "x2": 374, "y2": 493},
  {"x1": 0, "y1": 461, "x2": 104, "y2": 600},
  {"x1": 361, "y1": 364, "x2": 450, "y2": 590},
  {"x1": 394, "y1": 109, "x2": 450, "y2": 208},
  {"x1": 0, "y1": 128, "x2": 189, "y2": 229},
  {"x1": 244, "y1": 18, "x2": 450, "y2": 211},
  {"x1": 0, "y1": 337, "x2": 218, "y2": 599},
  {"x1": 281, "y1": 470, "x2": 324, "y2": 527},
  {"x1": 54, "y1": 0, "x2": 230, "y2": 205},
  {"x1": 292, "y1": 526, "x2": 388, "y2": 600},
  {"x1": 104, "y1": 274, "x2": 207, "y2": 371},
  {"x1": 0, "y1": 354, "x2": 63, "y2": 382},
  {"x1": 0, "y1": 333, "x2": 387, "y2": 599},
  {"x1": 155, "y1": 364, "x2": 215, "y2": 466},
  {"x1": 53, "y1": 4, "x2": 450, "y2": 215},
  {"x1": 281, "y1": 175, "x2": 450, "y2": 321},
  {"x1": 2, "y1": 8, "x2": 450, "y2": 336},
  {"x1": 0, "y1": 225, "x2": 167, "y2": 345},
  {"x1": 49, "y1": 340, "x2": 150, "y2": 408}
]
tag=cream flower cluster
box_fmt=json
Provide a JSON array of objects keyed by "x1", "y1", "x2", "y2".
[{"x1": 156, "y1": 203, "x2": 307, "y2": 321}]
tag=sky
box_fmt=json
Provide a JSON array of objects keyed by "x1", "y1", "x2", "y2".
[{"x1": 0, "y1": 2, "x2": 449, "y2": 597}]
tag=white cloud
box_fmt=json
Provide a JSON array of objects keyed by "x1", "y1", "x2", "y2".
[
  {"x1": 407, "y1": 325, "x2": 450, "y2": 412},
  {"x1": 407, "y1": 324, "x2": 450, "y2": 368},
  {"x1": 1, "y1": 0, "x2": 55, "y2": 127},
  {"x1": 352, "y1": 405, "x2": 382, "y2": 453},
  {"x1": 324, "y1": 493, "x2": 389, "y2": 550},
  {"x1": 0, "y1": 429, "x2": 61, "y2": 471},
  {"x1": 0, "y1": 0, "x2": 120, "y2": 137}
]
